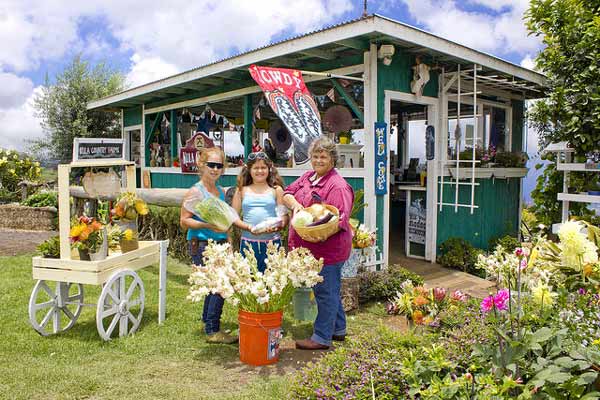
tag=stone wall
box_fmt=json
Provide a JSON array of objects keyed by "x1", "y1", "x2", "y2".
[{"x1": 0, "y1": 204, "x2": 57, "y2": 231}]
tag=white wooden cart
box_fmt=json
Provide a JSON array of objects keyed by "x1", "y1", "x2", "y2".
[{"x1": 28, "y1": 160, "x2": 169, "y2": 340}]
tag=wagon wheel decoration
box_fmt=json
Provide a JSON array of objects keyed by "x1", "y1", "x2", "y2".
[
  {"x1": 28, "y1": 280, "x2": 84, "y2": 336},
  {"x1": 96, "y1": 270, "x2": 145, "y2": 340}
]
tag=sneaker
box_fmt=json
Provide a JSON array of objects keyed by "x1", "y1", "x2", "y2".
[{"x1": 206, "y1": 331, "x2": 238, "y2": 344}]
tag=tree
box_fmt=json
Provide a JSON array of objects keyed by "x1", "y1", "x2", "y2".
[
  {"x1": 525, "y1": 0, "x2": 600, "y2": 225},
  {"x1": 33, "y1": 55, "x2": 125, "y2": 162}
]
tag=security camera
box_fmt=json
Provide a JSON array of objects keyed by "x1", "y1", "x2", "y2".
[{"x1": 378, "y1": 44, "x2": 395, "y2": 59}]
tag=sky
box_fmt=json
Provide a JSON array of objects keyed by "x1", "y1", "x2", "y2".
[{"x1": 0, "y1": 0, "x2": 544, "y2": 198}]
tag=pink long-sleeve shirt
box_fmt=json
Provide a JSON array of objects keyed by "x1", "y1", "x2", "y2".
[{"x1": 285, "y1": 168, "x2": 354, "y2": 265}]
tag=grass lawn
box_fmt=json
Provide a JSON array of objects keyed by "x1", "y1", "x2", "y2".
[{"x1": 0, "y1": 253, "x2": 402, "y2": 399}]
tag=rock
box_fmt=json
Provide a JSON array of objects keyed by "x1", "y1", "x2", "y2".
[{"x1": 341, "y1": 277, "x2": 359, "y2": 312}]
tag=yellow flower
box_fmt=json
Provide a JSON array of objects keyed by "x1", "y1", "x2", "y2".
[
  {"x1": 134, "y1": 199, "x2": 149, "y2": 216},
  {"x1": 123, "y1": 229, "x2": 134, "y2": 241},
  {"x1": 70, "y1": 223, "x2": 85, "y2": 238},
  {"x1": 531, "y1": 283, "x2": 557, "y2": 307}
]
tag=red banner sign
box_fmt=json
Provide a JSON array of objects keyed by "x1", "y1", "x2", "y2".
[{"x1": 249, "y1": 65, "x2": 322, "y2": 165}]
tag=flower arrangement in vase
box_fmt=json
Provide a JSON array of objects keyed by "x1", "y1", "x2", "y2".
[
  {"x1": 111, "y1": 191, "x2": 149, "y2": 252},
  {"x1": 70, "y1": 216, "x2": 107, "y2": 261}
]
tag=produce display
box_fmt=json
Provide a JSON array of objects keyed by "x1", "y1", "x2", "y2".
[{"x1": 292, "y1": 203, "x2": 338, "y2": 229}]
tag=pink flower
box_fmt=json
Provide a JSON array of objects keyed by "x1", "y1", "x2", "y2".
[
  {"x1": 481, "y1": 295, "x2": 495, "y2": 313},
  {"x1": 450, "y1": 290, "x2": 467, "y2": 302},
  {"x1": 433, "y1": 287, "x2": 447, "y2": 302},
  {"x1": 519, "y1": 258, "x2": 528, "y2": 271},
  {"x1": 494, "y1": 289, "x2": 510, "y2": 311},
  {"x1": 515, "y1": 247, "x2": 530, "y2": 258}
]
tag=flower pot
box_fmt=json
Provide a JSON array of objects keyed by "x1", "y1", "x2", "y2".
[
  {"x1": 292, "y1": 287, "x2": 317, "y2": 321},
  {"x1": 78, "y1": 248, "x2": 91, "y2": 261},
  {"x1": 238, "y1": 310, "x2": 283, "y2": 366},
  {"x1": 89, "y1": 248, "x2": 107, "y2": 261},
  {"x1": 341, "y1": 249, "x2": 361, "y2": 278},
  {"x1": 120, "y1": 239, "x2": 139, "y2": 253}
]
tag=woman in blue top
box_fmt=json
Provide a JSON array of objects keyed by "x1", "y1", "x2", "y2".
[
  {"x1": 180, "y1": 147, "x2": 237, "y2": 344},
  {"x1": 232, "y1": 152, "x2": 288, "y2": 273}
]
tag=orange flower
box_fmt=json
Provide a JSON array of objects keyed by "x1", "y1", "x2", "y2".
[
  {"x1": 79, "y1": 226, "x2": 92, "y2": 241},
  {"x1": 413, "y1": 295, "x2": 429, "y2": 306},
  {"x1": 412, "y1": 310, "x2": 424, "y2": 325},
  {"x1": 90, "y1": 221, "x2": 102, "y2": 231},
  {"x1": 583, "y1": 264, "x2": 594, "y2": 277},
  {"x1": 114, "y1": 204, "x2": 125, "y2": 217}
]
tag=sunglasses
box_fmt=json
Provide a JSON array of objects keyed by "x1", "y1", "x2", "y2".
[
  {"x1": 247, "y1": 152, "x2": 268, "y2": 161},
  {"x1": 205, "y1": 162, "x2": 224, "y2": 169}
]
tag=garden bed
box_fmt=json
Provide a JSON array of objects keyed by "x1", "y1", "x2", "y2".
[{"x1": 0, "y1": 204, "x2": 57, "y2": 231}]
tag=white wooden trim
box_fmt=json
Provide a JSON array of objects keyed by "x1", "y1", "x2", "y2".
[
  {"x1": 363, "y1": 45, "x2": 378, "y2": 260},
  {"x1": 58, "y1": 165, "x2": 71, "y2": 260},
  {"x1": 141, "y1": 104, "x2": 146, "y2": 181},
  {"x1": 147, "y1": 166, "x2": 367, "y2": 178},
  {"x1": 557, "y1": 163, "x2": 600, "y2": 172},
  {"x1": 89, "y1": 15, "x2": 545, "y2": 111},
  {"x1": 383, "y1": 90, "x2": 438, "y2": 262},
  {"x1": 124, "y1": 124, "x2": 142, "y2": 131},
  {"x1": 143, "y1": 64, "x2": 364, "y2": 115},
  {"x1": 558, "y1": 193, "x2": 600, "y2": 204},
  {"x1": 444, "y1": 167, "x2": 528, "y2": 179}
]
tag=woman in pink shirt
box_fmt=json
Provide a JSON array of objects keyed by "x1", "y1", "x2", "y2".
[{"x1": 283, "y1": 136, "x2": 354, "y2": 350}]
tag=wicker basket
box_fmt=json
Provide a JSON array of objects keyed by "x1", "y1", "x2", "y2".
[{"x1": 294, "y1": 204, "x2": 340, "y2": 243}]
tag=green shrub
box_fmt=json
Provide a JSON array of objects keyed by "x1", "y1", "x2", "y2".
[
  {"x1": 437, "y1": 238, "x2": 483, "y2": 276},
  {"x1": 358, "y1": 264, "x2": 424, "y2": 304},
  {"x1": 138, "y1": 205, "x2": 190, "y2": 263},
  {"x1": 0, "y1": 149, "x2": 41, "y2": 203},
  {"x1": 37, "y1": 236, "x2": 60, "y2": 258},
  {"x1": 290, "y1": 327, "x2": 419, "y2": 399},
  {"x1": 22, "y1": 191, "x2": 58, "y2": 208},
  {"x1": 488, "y1": 234, "x2": 520, "y2": 253}
]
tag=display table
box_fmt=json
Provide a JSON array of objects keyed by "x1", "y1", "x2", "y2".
[{"x1": 336, "y1": 144, "x2": 363, "y2": 168}]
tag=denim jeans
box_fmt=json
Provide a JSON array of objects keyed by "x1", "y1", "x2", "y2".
[
  {"x1": 311, "y1": 261, "x2": 346, "y2": 346},
  {"x1": 189, "y1": 239, "x2": 225, "y2": 335},
  {"x1": 240, "y1": 238, "x2": 281, "y2": 273}
]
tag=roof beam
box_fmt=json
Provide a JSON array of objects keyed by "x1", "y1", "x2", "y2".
[
  {"x1": 298, "y1": 48, "x2": 336, "y2": 60},
  {"x1": 334, "y1": 38, "x2": 370, "y2": 50}
]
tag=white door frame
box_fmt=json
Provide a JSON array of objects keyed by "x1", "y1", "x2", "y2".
[{"x1": 384, "y1": 90, "x2": 439, "y2": 264}]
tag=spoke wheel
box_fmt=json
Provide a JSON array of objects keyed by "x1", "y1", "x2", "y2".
[
  {"x1": 28, "y1": 280, "x2": 84, "y2": 336},
  {"x1": 96, "y1": 270, "x2": 145, "y2": 340}
]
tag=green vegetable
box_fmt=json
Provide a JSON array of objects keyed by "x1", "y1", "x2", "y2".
[{"x1": 194, "y1": 197, "x2": 237, "y2": 231}]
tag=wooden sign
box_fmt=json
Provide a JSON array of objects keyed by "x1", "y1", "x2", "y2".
[
  {"x1": 73, "y1": 138, "x2": 125, "y2": 162},
  {"x1": 179, "y1": 132, "x2": 215, "y2": 173},
  {"x1": 374, "y1": 122, "x2": 387, "y2": 195}
]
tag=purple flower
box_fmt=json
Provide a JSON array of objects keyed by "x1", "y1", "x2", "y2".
[{"x1": 579, "y1": 288, "x2": 587, "y2": 295}]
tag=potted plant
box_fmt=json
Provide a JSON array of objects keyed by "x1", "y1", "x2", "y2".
[
  {"x1": 188, "y1": 241, "x2": 323, "y2": 366},
  {"x1": 338, "y1": 131, "x2": 353, "y2": 144},
  {"x1": 587, "y1": 177, "x2": 600, "y2": 196},
  {"x1": 111, "y1": 191, "x2": 149, "y2": 252},
  {"x1": 70, "y1": 216, "x2": 107, "y2": 261},
  {"x1": 37, "y1": 236, "x2": 60, "y2": 259}
]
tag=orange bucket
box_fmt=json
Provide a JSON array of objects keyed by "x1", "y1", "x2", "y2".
[{"x1": 238, "y1": 309, "x2": 283, "y2": 366}]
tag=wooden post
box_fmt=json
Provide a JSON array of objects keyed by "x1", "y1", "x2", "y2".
[
  {"x1": 243, "y1": 94, "x2": 253, "y2": 159},
  {"x1": 58, "y1": 165, "x2": 71, "y2": 260},
  {"x1": 170, "y1": 110, "x2": 177, "y2": 161}
]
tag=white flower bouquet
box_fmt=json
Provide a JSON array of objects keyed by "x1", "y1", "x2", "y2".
[{"x1": 188, "y1": 241, "x2": 324, "y2": 313}]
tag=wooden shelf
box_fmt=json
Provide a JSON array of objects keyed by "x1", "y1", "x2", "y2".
[
  {"x1": 557, "y1": 163, "x2": 600, "y2": 172},
  {"x1": 557, "y1": 192, "x2": 600, "y2": 204}
]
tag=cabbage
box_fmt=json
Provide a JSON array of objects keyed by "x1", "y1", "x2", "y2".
[
  {"x1": 194, "y1": 197, "x2": 239, "y2": 231},
  {"x1": 292, "y1": 210, "x2": 314, "y2": 228}
]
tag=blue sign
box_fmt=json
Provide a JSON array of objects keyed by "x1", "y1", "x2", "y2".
[{"x1": 374, "y1": 122, "x2": 387, "y2": 195}]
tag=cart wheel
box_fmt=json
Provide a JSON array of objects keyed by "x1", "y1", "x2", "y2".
[
  {"x1": 28, "y1": 280, "x2": 84, "y2": 336},
  {"x1": 96, "y1": 270, "x2": 145, "y2": 340}
]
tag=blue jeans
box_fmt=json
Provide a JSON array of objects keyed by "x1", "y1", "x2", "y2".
[
  {"x1": 189, "y1": 239, "x2": 225, "y2": 335},
  {"x1": 240, "y1": 238, "x2": 281, "y2": 273},
  {"x1": 311, "y1": 261, "x2": 347, "y2": 346}
]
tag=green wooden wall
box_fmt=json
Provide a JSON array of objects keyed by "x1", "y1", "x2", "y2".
[
  {"x1": 375, "y1": 49, "x2": 439, "y2": 254},
  {"x1": 436, "y1": 177, "x2": 521, "y2": 250},
  {"x1": 149, "y1": 172, "x2": 365, "y2": 220},
  {"x1": 123, "y1": 106, "x2": 143, "y2": 127}
]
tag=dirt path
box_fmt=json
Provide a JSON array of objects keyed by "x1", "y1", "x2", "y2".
[{"x1": 0, "y1": 228, "x2": 56, "y2": 256}]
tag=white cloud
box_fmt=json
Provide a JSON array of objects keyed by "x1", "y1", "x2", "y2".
[
  {"x1": 0, "y1": 72, "x2": 34, "y2": 108},
  {"x1": 520, "y1": 54, "x2": 536, "y2": 70},
  {"x1": 401, "y1": 0, "x2": 541, "y2": 57},
  {"x1": 126, "y1": 54, "x2": 180, "y2": 88},
  {"x1": 0, "y1": 86, "x2": 44, "y2": 152}
]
